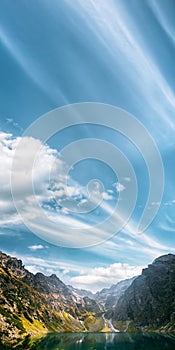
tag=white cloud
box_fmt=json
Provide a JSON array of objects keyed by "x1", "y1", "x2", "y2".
[
  {"x1": 0, "y1": 131, "x2": 171, "y2": 251},
  {"x1": 102, "y1": 191, "x2": 113, "y2": 200},
  {"x1": 6, "y1": 117, "x2": 23, "y2": 132},
  {"x1": 124, "y1": 177, "x2": 131, "y2": 182},
  {"x1": 151, "y1": 201, "x2": 161, "y2": 206},
  {"x1": 0, "y1": 131, "x2": 122, "y2": 247},
  {"x1": 71, "y1": 262, "x2": 145, "y2": 292},
  {"x1": 16, "y1": 253, "x2": 145, "y2": 292},
  {"x1": 25, "y1": 265, "x2": 40, "y2": 275},
  {"x1": 116, "y1": 182, "x2": 125, "y2": 192},
  {"x1": 162, "y1": 199, "x2": 175, "y2": 207},
  {"x1": 28, "y1": 244, "x2": 46, "y2": 251},
  {"x1": 0, "y1": 132, "x2": 88, "y2": 222},
  {"x1": 16, "y1": 254, "x2": 88, "y2": 285}
]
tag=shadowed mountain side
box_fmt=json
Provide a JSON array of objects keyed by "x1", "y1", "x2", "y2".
[
  {"x1": 95, "y1": 277, "x2": 136, "y2": 311},
  {"x1": 113, "y1": 254, "x2": 175, "y2": 332},
  {"x1": 1, "y1": 251, "x2": 175, "y2": 347}
]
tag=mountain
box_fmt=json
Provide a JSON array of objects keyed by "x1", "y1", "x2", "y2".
[
  {"x1": 95, "y1": 277, "x2": 136, "y2": 311},
  {"x1": 1, "y1": 250, "x2": 175, "y2": 347},
  {"x1": 113, "y1": 254, "x2": 175, "y2": 332},
  {"x1": 0, "y1": 251, "x2": 103, "y2": 347},
  {"x1": 68, "y1": 285, "x2": 95, "y2": 299}
]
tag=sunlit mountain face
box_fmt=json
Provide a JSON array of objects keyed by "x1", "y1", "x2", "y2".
[{"x1": 0, "y1": 0, "x2": 175, "y2": 292}]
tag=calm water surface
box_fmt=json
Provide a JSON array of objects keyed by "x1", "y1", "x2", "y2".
[{"x1": 27, "y1": 332, "x2": 175, "y2": 350}]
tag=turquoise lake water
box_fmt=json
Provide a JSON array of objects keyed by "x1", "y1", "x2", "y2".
[{"x1": 25, "y1": 332, "x2": 175, "y2": 349}]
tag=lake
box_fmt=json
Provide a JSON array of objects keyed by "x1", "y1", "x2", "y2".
[{"x1": 23, "y1": 332, "x2": 175, "y2": 349}]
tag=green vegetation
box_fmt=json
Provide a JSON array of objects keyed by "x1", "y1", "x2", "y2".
[
  {"x1": 0, "y1": 251, "x2": 103, "y2": 346},
  {"x1": 1, "y1": 251, "x2": 175, "y2": 348},
  {"x1": 84, "y1": 315, "x2": 103, "y2": 332}
]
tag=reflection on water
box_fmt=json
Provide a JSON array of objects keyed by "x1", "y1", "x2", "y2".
[{"x1": 28, "y1": 332, "x2": 175, "y2": 350}]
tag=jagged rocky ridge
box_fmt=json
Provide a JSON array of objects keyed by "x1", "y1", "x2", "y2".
[
  {"x1": 0, "y1": 251, "x2": 103, "y2": 346},
  {"x1": 1, "y1": 251, "x2": 175, "y2": 346},
  {"x1": 112, "y1": 254, "x2": 175, "y2": 332},
  {"x1": 68, "y1": 285, "x2": 94, "y2": 299},
  {"x1": 95, "y1": 276, "x2": 136, "y2": 311},
  {"x1": 68, "y1": 277, "x2": 136, "y2": 318}
]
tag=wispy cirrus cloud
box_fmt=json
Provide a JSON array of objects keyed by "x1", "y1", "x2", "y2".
[
  {"x1": 149, "y1": 0, "x2": 175, "y2": 45},
  {"x1": 67, "y1": 0, "x2": 175, "y2": 135}
]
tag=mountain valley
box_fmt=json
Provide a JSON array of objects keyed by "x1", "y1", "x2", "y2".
[{"x1": 1, "y1": 251, "x2": 175, "y2": 347}]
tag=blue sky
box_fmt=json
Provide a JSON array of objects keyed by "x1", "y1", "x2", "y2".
[{"x1": 0, "y1": 0, "x2": 175, "y2": 291}]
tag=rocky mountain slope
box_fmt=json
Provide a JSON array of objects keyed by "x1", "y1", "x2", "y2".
[
  {"x1": 68, "y1": 285, "x2": 94, "y2": 299},
  {"x1": 0, "y1": 251, "x2": 103, "y2": 347},
  {"x1": 95, "y1": 277, "x2": 136, "y2": 311},
  {"x1": 1, "y1": 250, "x2": 175, "y2": 347},
  {"x1": 113, "y1": 254, "x2": 175, "y2": 332}
]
